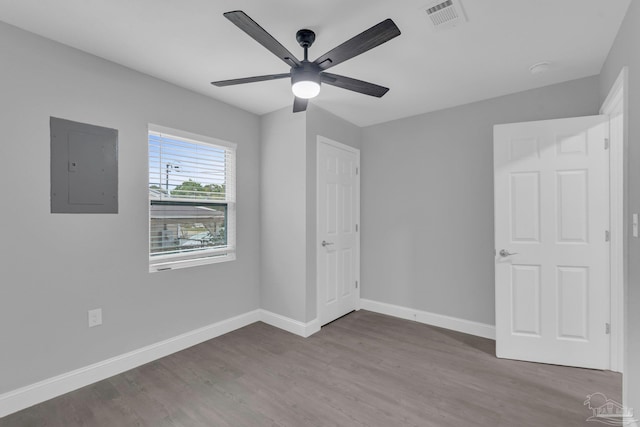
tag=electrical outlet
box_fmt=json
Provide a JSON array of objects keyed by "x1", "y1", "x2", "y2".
[{"x1": 88, "y1": 308, "x2": 102, "y2": 328}]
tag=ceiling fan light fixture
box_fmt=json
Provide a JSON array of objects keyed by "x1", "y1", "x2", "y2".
[
  {"x1": 291, "y1": 64, "x2": 321, "y2": 99},
  {"x1": 292, "y1": 80, "x2": 320, "y2": 99}
]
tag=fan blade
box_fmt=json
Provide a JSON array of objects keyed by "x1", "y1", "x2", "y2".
[
  {"x1": 211, "y1": 73, "x2": 290, "y2": 87},
  {"x1": 313, "y1": 19, "x2": 400, "y2": 71},
  {"x1": 321, "y1": 73, "x2": 389, "y2": 97},
  {"x1": 224, "y1": 11, "x2": 301, "y2": 67},
  {"x1": 293, "y1": 97, "x2": 308, "y2": 113}
]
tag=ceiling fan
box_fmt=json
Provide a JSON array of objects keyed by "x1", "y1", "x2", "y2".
[{"x1": 211, "y1": 11, "x2": 401, "y2": 113}]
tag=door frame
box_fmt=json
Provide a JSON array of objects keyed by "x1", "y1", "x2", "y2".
[
  {"x1": 600, "y1": 66, "x2": 628, "y2": 374},
  {"x1": 316, "y1": 135, "x2": 361, "y2": 326}
]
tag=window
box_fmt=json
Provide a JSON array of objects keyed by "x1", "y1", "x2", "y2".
[{"x1": 148, "y1": 124, "x2": 236, "y2": 272}]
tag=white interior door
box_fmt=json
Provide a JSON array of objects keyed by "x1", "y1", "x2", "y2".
[
  {"x1": 317, "y1": 137, "x2": 359, "y2": 326},
  {"x1": 494, "y1": 115, "x2": 610, "y2": 370}
]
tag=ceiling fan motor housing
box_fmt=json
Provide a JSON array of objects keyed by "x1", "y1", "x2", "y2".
[{"x1": 291, "y1": 62, "x2": 321, "y2": 87}]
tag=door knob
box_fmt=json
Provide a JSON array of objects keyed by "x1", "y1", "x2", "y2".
[
  {"x1": 322, "y1": 240, "x2": 334, "y2": 247},
  {"x1": 499, "y1": 249, "x2": 518, "y2": 257}
]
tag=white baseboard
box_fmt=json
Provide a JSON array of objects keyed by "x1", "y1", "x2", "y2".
[
  {"x1": 259, "y1": 310, "x2": 320, "y2": 338},
  {"x1": 360, "y1": 299, "x2": 496, "y2": 340},
  {"x1": 0, "y1": 309, "x2": 261, "y2": 418},
  {"x1": 0, "y1": 308, "x2": 323, "y2": 418},
  {"x1": 0, "y1": 302, "x2": 491, "y2": 418}
]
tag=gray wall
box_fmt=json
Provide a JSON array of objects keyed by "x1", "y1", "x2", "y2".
[
  {"x1": 0, "y1": 21, "x2": 261, "y2": 393},
  {"x1": 599, "y1": 0, "x2": 640, "y2": 411},
  {"x1": 259, "y1": 104, "x2": 361, "y2": 323},
  {"x1": 361, "y1": 76, "x2": 600, "y2": 325},
  {"x1": 259, "y1": 108, "x2": 307, "y2": 322}
]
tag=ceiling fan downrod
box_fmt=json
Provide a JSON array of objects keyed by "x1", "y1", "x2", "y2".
[{"x1": 296, "y1": 29, "x2": 316, "y2": 62}]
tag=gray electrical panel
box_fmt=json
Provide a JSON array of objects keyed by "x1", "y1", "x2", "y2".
[{"x1": 50, "y1": 117, "x2": 118, "y2": 213}]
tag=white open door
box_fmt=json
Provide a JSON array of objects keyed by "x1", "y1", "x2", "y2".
[
  {"x1": 317, "y1": 137, "x2": 359, "y2": 326},
  {"x1": 494, "y1": 115, "x2": 610, "y2": 370}
]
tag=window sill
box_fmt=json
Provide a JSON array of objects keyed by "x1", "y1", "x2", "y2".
[{"x1": 149, "y1": 253, "x2": 236, "y2": 273}]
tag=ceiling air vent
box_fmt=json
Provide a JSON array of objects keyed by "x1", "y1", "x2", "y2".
[{"x1": 424, "y1": 0, "x2": 467, "y2": 31}]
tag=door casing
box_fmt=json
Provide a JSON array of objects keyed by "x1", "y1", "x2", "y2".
[{"x1": 600, "y1": 66, "x2": 628, "y2": 373}]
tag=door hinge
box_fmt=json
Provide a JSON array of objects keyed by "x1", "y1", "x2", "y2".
[
  {"x1": 605, "y1": 230, "x2": 610, "y2": 242},
  {"x1": 356, "y1": 167, "x2": 359, "y2": 175},
  {"x1": 606, "y1": 323, "x2": 611, "y2": 334},
  {"x1": 355, "y1": 280, "x2": 358, "y2": 289},
  {"x1": 356, "y1": 224, "x2": 359, "y2": 232},
  {"x1": 605, "y1": 138, "x2": 610, "y2": 150}
]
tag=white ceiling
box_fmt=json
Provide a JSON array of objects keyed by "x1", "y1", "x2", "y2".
[{"x1": 0, "y1": 0, "x2": 631, "y2": 127}]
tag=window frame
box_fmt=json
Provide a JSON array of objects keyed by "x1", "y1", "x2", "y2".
[{"x1": 148, "y1": 124, "x2": 237, "y2": 272}]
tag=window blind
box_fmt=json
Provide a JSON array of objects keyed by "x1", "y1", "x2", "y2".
[
  {"x1": 148, "y1": 131, "x2": 235, "y2": 203},
  {"x1": 148, "y1": 126, "x2": 236, "y2": 270}
]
